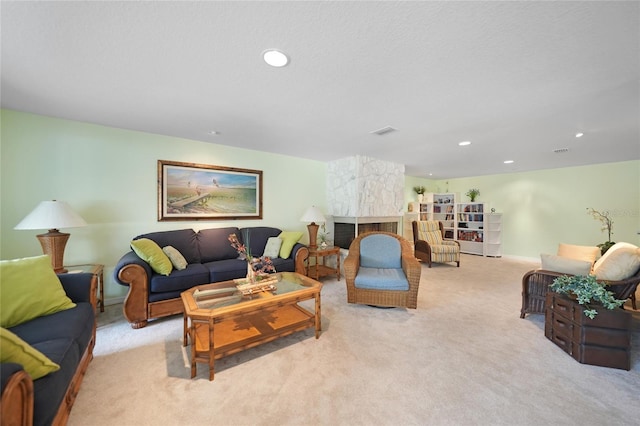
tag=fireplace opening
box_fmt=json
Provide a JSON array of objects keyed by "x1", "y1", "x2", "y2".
[{"x1": 334, "y1": 221, "x2": 398, "y2": 249}]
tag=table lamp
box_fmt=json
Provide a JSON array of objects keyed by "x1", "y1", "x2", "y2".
[
  {"x1": 300, "y1": 206, "x2": 326, "y2": 249},
  {"x1": 14, "y1": 200, "x2": 87, "y2": 273}
]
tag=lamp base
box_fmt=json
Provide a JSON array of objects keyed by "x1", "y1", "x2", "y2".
[
  {"x1": 36, "y1": 229, "x2": 70, "y2": 273},
  {"x1": 307, "y1": 222, "x2": 320, "y2": 249}
]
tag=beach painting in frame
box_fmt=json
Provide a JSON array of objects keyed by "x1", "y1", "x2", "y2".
[{"x1": 158, "y1": 160, "x2": 263, "y2": 221}]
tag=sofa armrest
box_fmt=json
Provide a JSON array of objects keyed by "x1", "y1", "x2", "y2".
[
  {"x1": 291, "y1": 243, "x2": 309, "y2": 275},
  {"x1": 114, "y1": 251, "x2": 151, "y2": 329},
  {"x1": 58, "y1": 272, "x2": 94, "y2": 304},
  {"x1": 1, "y1": 363, "x2": 34, "y2": 426},
  {"x1": 114, "y1": 251, "x2": 152, "y2": 285}
]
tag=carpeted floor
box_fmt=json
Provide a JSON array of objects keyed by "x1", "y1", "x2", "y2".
[{"x1": 68, "y1": 254, "x2": 640, "y2": 426}]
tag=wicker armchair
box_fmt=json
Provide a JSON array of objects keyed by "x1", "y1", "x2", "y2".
[
  {"x1": 344, "y1": 231, "x2": 421, "y2": 309},
  {"x1": 520, "y1": 268, "x2": 639, "y2": 318},
  {"x1": 412, "y1": 221, "x2": 460, "y2": 267}
]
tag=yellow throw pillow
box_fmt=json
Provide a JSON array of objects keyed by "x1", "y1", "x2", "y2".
[
  {"x1": 557, "y1": 243, "x2": 600, "y2": 264},
  {"x1": 130, "y1": 238, "x2": 173, "y2": 276},
  {"x1": 278, "y1": 231, "x2": 303, "y2": 258},
  {"x1": 0, "y1": 255, "x2": 76, "y2": 329},
  {"x1": 0, "y1": 327, "x2": 60, "y2": 380}
]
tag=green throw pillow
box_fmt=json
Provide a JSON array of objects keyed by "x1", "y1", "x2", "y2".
[
  {"x1": 0, "y1": 255, "x2": 76, "y2": 329},
  {"x1": 0, "y1": 327, "x2": 60, "y2": 380},
  {"x1": 131, "y1": 238, "x2": 173, "y2": 276},
  {"x1": 278, "y1": 231, "x2": 303, "y2": 258}
]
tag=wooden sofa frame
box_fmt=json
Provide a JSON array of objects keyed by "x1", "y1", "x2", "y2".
[{"x1": 118, "y1": 247, "x2": 309, "y2": 329}]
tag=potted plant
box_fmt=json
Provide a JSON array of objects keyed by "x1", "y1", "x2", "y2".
[
  {"x1": 466, "y1": 188, "x2": 480, "y2": 202},
  {"x1": 318, "y1": 224, "x2": 330, "y2": 249},
  {"x1": 587, "y1": 207, "x2": 615, "y2": 255},
  {"x1": 549, "y1": 274, "x2": 625, "y2": 319},
  {"x1": 413, "y1": 186, "x2": 426, "y2": 202}
]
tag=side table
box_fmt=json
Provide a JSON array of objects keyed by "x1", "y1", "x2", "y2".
[
  {"x1": 65, "y1": 264, "x2": 105, "y2": 312},
  {"x1": 307, "y1": 246, "x2": 341, "y2": 281}
]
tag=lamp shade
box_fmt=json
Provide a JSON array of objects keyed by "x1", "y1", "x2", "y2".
[
  {"x1": 14, "y1": 200, "x2": 87, "y2": 230},
  {"x1": 300, "y1": 206, "x2": 326, "y2": 224}
]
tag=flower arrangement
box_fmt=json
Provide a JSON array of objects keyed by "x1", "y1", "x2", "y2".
[
  {"x1": 587, "y1": 207, "x2": 615, "y2": 254},
  {"x1": 228, "y1": 233, "x2": 275, "y2": 276},
  {"x1": 550, "y1": 274, "x2": 625, "y2": 319},
  {"x1": 466, "y1": 188, "x2": 480, "y2": 202}
]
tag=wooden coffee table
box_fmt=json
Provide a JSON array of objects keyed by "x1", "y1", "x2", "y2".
[{"x1": 181, "y1": 272, "x2": 322, "y2": 380}]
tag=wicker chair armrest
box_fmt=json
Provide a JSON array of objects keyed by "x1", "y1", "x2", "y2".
[
  {"x1": 599, "y1": 269, "x2": 640, "y2": 300},
  {"x1": 343, "y1": 254, "x2": 360, "y2": 280},
  {"x1": 402, "y1": 255, "x2": 421, "y2": 285}
]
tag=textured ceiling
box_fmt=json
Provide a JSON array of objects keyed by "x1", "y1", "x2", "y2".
[{"x1": 2, "y1": 1, "x2": 638, "y2": 178}]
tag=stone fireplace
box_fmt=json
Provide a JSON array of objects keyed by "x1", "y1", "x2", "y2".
[
  {"x1": 327, "y1": 155, "x2": 404, "y2": 250},
  {"x1": 333, "y1": 217, "x2": 399, "y2": 249}
]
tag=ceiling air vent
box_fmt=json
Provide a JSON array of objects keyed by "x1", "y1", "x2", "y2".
[
  {"x1": 553, "y1": 148, "x2": 569, "y2": 154},
  {"x1": 370, "y1": 126, "x2": 397, "y2": 136}
]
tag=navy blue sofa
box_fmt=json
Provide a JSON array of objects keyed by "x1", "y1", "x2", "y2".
[
  {"x1": 1, "y1": 273, "x2": 96, "y2": 426},
  {"x1": 114, "y1": 226, "x2": 309, "y2": 329}
]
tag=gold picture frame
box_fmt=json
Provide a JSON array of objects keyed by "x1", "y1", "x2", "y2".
[{"x1": 158, "y1": 160, "x2": 263, "y2": 221}]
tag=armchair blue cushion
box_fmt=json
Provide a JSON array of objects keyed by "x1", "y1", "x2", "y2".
[
  {"x1": 359, "y1": 234, "x2": 402, "y2": 269},
  {"x1": 344, "y1": 232, "x2": 422, "y2": 308}
]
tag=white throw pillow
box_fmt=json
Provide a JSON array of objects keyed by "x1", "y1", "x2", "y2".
[
  {"x1": 540, "y1": 253, "x2": 592, "y2": 276},
  {"x1": 162, "y1": 246, "x2": 188, "y2": 270},
  {"x1": 263, "y1": 237, "x2": 282, "y2": 258},
  {"x1": 593, "y1": 243, "x2": 640, "y2": 281}
]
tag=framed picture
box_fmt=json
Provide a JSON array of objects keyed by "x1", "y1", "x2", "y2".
[{"x1": 158, "y1": 160, "x2": 263, "y2": 221}]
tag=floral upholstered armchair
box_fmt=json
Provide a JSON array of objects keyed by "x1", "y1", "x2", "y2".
[
  {"x1": 344, "y1": 231, "x2": 421, "y2": 309},
  {"x1": 412, "y1": 221, "x2": 460, "y2": 268}
]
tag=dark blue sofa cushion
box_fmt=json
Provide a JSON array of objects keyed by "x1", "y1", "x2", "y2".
[
  {"x1": 241, "y1": 227, "x2": 282, "y2": 258},
  {"x1": 270, "y1": 257, "x2": 296, "y2": 272},
  {"x1": 135, "y1": 228, "x2": 200, "y2": 264},
  {"x1": 204, "y1": 259, "x2": 249, "y2": 283},
  {"x1": 198, "y1": 227, "x2": 241, "y2": 262},
  {"x1": 31, "y1": 338, "x2": 80, "y2": 426},
  {"x1": 148, "y1": 263, "x2": 210, "y2": 293},
  {"x1": 9, "y1": 303, "x2": 94, "y2": 360}
]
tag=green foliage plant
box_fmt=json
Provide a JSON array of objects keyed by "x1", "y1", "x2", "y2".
[
  {"x1": 466, "y1": 188, "x2": 480, "y2": 201},
  {"x1": 413, "y1": 186, "x2": 426, "y2": 195},
  {"x1": 550, "y1": 274, "x2": 625, "y2": 319}
]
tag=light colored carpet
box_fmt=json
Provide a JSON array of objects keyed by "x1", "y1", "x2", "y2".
[{"x1": 68, "y1": 254, "x2": 640, "y2": 426}]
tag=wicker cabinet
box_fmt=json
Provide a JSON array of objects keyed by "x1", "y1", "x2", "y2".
[{"x1": 544, "y1": 293, "x2": 631, "y2": 370}]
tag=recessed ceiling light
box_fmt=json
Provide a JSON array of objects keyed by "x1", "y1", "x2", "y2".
[
  {"x1": 575, "y1": 132, "x2": 584, "y2": 138},
  {"x1": 458, "y1": 141, "x2": 471, "y2": 146},
  {"x1": 207, "y1": 130, "x2": 218, "y2": 135},
  {"x1": 503, "y1": 160, "x2": 514, "y2": 164},
  {"x1": 263, "y1": 49, "x2": 289, "y2": 67}
]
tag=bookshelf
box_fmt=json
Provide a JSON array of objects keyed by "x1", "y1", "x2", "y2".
[{"x1": 457, "y1": 202, "x2": 485, "y2": 255}]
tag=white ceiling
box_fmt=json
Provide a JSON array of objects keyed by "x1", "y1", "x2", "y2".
[{"x1": 2, "y1": 1, "x2": 638, "y2": 179}]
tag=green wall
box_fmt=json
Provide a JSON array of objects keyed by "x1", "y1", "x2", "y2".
[
  {"x1": 1, "y1": 109, "x2": 327, "y2": 301},
  {"x1": 440, "y1": 163, "x2": 640, "y2": 258},
  {"x1": 405, "y1": 162, "x2": 640, "y2": 258},
  {"x1": 2, "y1": 109, "x2": 639, "y2": 303}
]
